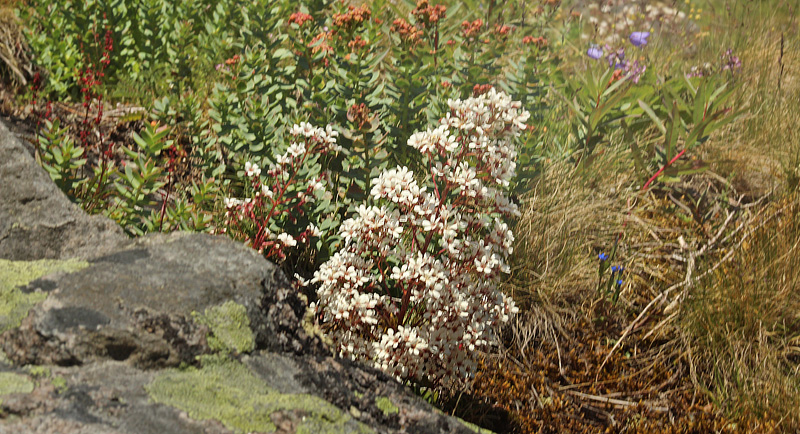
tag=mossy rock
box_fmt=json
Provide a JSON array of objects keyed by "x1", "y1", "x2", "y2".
[
  {"x1": 375, "y1": 396, "x2": 399, "y2": 416},
  {"x1": 146, "y1": 354, "x2": 374, "y2": 434},
  {"x1": 0, "y1": 372, "x2": 34, "y2": 405},
  {"x1": 0, "y1": 258, "x2": 88, "y2": 333},
  {"x1": 193, "y1": 301, "x2": 255, "y2": 354}
]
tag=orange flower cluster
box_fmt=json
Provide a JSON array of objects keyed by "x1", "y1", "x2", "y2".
[
  {"x1": 494, "y1": 24, "x2": 513, "y2": 36},
  {"x1": 411, "y1": 0, "x2": 447, "y2": 29},
  {"x1": 224, "y1": 54, "x2": 240, "y2": 65},
  {"x1": 309, "y1": 31, "x2": 333, "y2": 56},
  {"x1": 461, "y1": 19, "x2": 483, "y2": 39},
  {"x1": 288, "y1": 11, "x2": 313, "y2": 27},
  {"x1": 390, "y1": 18, "x2": 423, "y2": 45},
  {"x1": 347, "y1": 35, "x2": 368, "y2": 51},
  {"x1": 609, "y1": 69, "x2": 624, "y2": 84},
  {"x1": 332, "y1": 4, "x2": 371, "y2": 32},
  {"x1": 522, "y1": 35, "x2": 548, "y2": 48},
  {"x1": 472, "y1": 83, "x2": 493, "y2": 96}
]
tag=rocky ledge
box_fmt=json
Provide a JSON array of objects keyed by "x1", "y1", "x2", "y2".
[{"x1": 0, "y1": 120, "x2": 485, "y2": 434}]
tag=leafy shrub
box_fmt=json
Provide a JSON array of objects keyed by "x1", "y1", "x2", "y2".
[
  {"x1": 20, "y1": 0, "x2": 289, "y2": 100},
  {"x1": 311, "y1": 89, "x2": 525, "y2": 389},
  {"x1": 220, "y1": 122, "x2": 341, "y2": 263},
  {"x1": 562, "y1": 43, "x2": 742, "y2": 188}
]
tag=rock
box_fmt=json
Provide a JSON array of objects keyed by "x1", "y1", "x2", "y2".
[
  {"x1": 0, "y1": 120, "x2": 485, "y2": 433},
  {"x1": 0, "y1": 120, "x2": 126, "y2": 261},
  {"x1": 1, "y1": 232, "x2": 316, "y2": 369}
]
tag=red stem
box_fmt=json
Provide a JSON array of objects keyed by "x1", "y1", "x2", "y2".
[{"x1": 642, "y1": 148, "x2": 686, "y2": 191}]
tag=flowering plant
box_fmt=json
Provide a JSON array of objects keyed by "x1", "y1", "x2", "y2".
[
  {"x1": 220, "y1": 122, "x2": 340, "y2": 263},
  {"x1": 311, "y1": 89, "x2": 526, "y2": 389}
]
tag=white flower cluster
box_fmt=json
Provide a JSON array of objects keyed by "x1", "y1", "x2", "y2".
[{"x1": 312, "y1": 90, "x2": 526, "y2": 388}]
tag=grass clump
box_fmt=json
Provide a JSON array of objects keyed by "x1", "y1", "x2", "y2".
[{"x1": 682, "y1": 196, "x2": 800, "y2": 431}]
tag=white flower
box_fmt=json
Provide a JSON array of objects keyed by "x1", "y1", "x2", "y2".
[
  {"x1": 224, "y1": 197, "x2": 243, "y2": 208},
  {"x1": 307, "y1": 224, "x2": 322, "y2": 237},
  {"x1": 277, "y1": 233, "x2": 297, "y2": 247},
  {"x1": 286, "y1": 142, "x2": 306, "y2": 158},
  {"x1": 294, "y1": 273, "x2": 309, "y2": 286},
  {"x1": 244, "y1": 161, "x2": 261, "y2": 177}
]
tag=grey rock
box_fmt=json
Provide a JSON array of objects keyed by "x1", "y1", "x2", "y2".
[
  {"x1": 1, "y1": 232, "x2": 304, "y2": 369},
  {"x1": 0, "y1": 120, "x2": 126, "y2": 261}
]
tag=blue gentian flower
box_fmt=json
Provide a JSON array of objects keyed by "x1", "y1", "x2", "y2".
[
  {"x1": 587, "y1": 46, "x2": 604, "y2": 60},
  {"x1": 599, "y1": 253, "x2": 609, "y2": 261},
  {"x1": 611, "y1": 266, "x2": 619, "y2": 273},
  {"x1": 616, "y1": 279, "x2": 624, "y2": 286},
  {"x1": 629, "y1": 32, "x2": 650, "y2": 47}
]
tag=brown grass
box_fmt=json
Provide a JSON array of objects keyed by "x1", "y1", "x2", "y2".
[
  {"x1": 0, "y1": 2, "x2": 32, "y2": 89},
  {"x1": 680, "y1": 195, "x2": 800, "y2": 432},
  {"x1": 466, "y1": 20, "x2": 800, "y2": 426}
]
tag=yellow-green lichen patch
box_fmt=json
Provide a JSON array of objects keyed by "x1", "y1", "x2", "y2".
[
  {"x1": 51, "y1": 376, "x2": 67, "y2": 394},
  {"x1": 0, "y1": 259, "x2": 88, "y2": 291},
  {"x1": 0, "y1": 372, "x2": 35, "y2": 405},
  {"x1": 25, "y1": 366, "x2": 50, "y2": 379},
  {"x1": 146, "y1": 355, "x2": 374, "y2": 434},
  {"x1": 375, "y1": 397, "x2": 399, "y2": 416},
  {"x1": 192, "y1": 301, "x2": 255, "y2": 354},
  {"x1": 0, "y1": 259, "x2": 88, "y2": 333}
]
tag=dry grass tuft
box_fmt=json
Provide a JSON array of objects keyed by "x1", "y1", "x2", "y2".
[
  {"x1": 702, "y1": 2, "x2": 800, "y2": 197},
  {"x1": 505, "y1": 157, "x2": 630, "y2": 311},
  {"x1": 0, "y1": 1, "x2": 33, "y2": 89},
  {"x1": 681, "y1": 195, "x2": 800, "y2": 432}
]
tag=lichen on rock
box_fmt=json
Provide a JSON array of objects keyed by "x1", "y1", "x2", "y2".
[
  {"x1": 375, "y1": 396, "x2": 399, "y2": 416},
  {"x1": 0, "y1": 258, "x2": 88, "y2": 333},
  {"x1": 192, "y1": 301, "x2": 256, "y2": 354},
  {"x1": 146, "y1": 354, "x2": 374, "y2": 434},
  {"x1": 0, "y1": 372, "x2": 34, "y2": 405}
]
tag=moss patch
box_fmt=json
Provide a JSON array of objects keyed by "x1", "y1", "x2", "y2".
[
  {"x1": 375, "y1": 396, "x2": 399, "y2": 416},
  {"x1": 0, "y1": 372, "x2": 34, "y2": 405},
  {"x1": 192, "y1": 301, "x2": 255, "y2": 354},
  {"x1": 25, "y1": 365, "x2": 50, "y2": 379},
  {"x1": 51, "y1": 376, "x2": 67, "y2": 393},
  {"x1": 0, "y1": 259, "x2": 88, "y2": 333},
  {"x1": 146, "y1": 355, "x2": 374, "y2": 434}
]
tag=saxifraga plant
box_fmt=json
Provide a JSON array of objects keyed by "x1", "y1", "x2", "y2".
[{"x1": 310, "y1": 88, "x2": 526, "y2": 390}]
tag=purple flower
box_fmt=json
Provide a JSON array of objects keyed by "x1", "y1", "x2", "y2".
[
  {"x1": 606, "y1": 47, "x2": 625, "y2": 68},
  {"x1": 722, "y1": 48, "x2": 742, "y2": 72},
  {"x1": 587, "y1": 46, "x2": 604, "y2": 60},
  {"x1": 629, "y1": 31, "x2": 650, "y2": 47},
  {"x1": 624, "y1": 60, "x2": 647, "y2": 83},
  {"x1": 599, "y1": 252, "x2": 609, "y2": 261}
]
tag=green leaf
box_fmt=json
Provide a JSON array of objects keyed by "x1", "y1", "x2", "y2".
[
  {"x1": 638, "y1": 99, "x2": 666, "y2": 135},
  {"x1": 665, "y1": 101, "x2": 680, "y2": 162}
]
